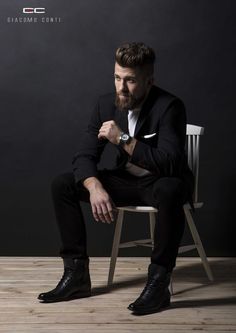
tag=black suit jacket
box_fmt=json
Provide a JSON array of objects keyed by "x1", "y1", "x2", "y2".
[{"x1": 72, "y1": 85, "x2": 194, "y2": 196}]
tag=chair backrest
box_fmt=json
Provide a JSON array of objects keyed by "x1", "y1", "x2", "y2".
[{"x1": 186, "y1": 124, "x2": 204, "y2": 203}]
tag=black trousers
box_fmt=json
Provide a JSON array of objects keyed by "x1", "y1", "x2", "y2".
[{"x1": 51, "y1": 169, "x2": 193, "y2": 272}]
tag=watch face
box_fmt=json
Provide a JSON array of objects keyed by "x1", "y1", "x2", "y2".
[{"x1": 122, "y1": 133, "x2": 129, "y2": 141}]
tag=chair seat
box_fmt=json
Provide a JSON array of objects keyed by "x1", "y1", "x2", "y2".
[
  {"x1": 117, "y1": 202, "x2": 203, "y2": 212},
  {"x1": 117, "y1": 206, "x2": 158, "y2": 212}
]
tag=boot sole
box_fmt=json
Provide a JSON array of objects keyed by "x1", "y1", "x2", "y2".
[
  {"x1": 130, "y1": 297, "x2": 170, "y2": 315},
  {"x1": 38, "y1": 290, "x2": 91, "y2": 303}
]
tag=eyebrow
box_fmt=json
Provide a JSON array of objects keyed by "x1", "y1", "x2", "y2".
[{"x1": 114, "y1": 74, "x2": 137, "y2": 80}]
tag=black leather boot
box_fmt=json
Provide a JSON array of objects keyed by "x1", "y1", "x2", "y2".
[
  {"x1": 38, "y1": 258, "x2": 91, "y2": 303},
  {"x1": 128, "y1": 263, "x2": 171, "y2": 315}
]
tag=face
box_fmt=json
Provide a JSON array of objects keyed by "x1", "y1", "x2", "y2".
[{"x1": 114, "y1": 62, "x2": 153, "y2": 111}]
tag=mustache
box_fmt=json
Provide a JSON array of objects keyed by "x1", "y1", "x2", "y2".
[{"x1": 117, "y1": 92, "x2": 132, "y2": 97}]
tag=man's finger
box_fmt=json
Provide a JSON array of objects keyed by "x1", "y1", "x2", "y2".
[
  {"x1": 92, "y1": 205, "x2": 99, "y2": 222},
  {"x1": 106, "y1": 202, "x2": 114, "y2": 222},
  {"x1": 98, "y1": 132, "x2": 107, "y2": 140},
  {"x1": 96, "y1": 205, "x2": 106, "y2": 223},
  {"x1": 101, "y1": 203, "x2": 111, "y2": 223},
  {"x1": 93, "y1": 204, "x2": 104, "y2": 222}
]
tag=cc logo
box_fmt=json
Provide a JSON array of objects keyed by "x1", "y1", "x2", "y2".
[{"x1": 23, "y1": 8, "x2": 46, "y2": 14}]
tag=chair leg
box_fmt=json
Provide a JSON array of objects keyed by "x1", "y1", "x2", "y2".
[
  {"x1": 149, "y1": 212, "x2": 156, "y2": 248},
  {"x1": 184, "y1": 206, "x2": 214, "y2": 281},
  {"x1": 169, "y1": 277, "x2": 174, "y2": 295},
  {"x1": 107, "y1": 210, "x2": 124, "y2": 286}
]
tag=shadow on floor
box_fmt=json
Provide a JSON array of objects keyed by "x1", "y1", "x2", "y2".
[
  {"x1": 170, "y1": 296, "x2": 236, "y2": 309},
  {"x1": 91, "y1": 258, "x2": 236, "y2": 298}
]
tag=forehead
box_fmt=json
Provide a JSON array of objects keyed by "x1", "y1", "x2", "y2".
[{"x1": 114, "y1": 62, "x2": 141, "y2": 77}]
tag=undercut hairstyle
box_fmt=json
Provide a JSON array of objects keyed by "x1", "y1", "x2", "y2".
[{"x1": 115, "y1": 42, "x2": 156, "y2": 76}]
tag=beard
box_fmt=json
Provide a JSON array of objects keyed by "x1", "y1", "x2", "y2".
[{"x1": 115, "y1": 92, "x2": 147, "y2": 111}]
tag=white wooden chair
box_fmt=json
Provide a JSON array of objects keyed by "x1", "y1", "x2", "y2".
[{"x1": 107, "y1": 124, "x2": 214, "y2": 288}]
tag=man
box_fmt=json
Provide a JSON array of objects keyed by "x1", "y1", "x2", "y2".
[{"x1": 38, "y1": 42, "x2": 194, "y2": 315}]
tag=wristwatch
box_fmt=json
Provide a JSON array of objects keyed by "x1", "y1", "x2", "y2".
[{"x1": 119, "y1": 132, "x2": 132, "y2": 146}]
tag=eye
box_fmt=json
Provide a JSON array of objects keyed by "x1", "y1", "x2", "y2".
[
  {"x1": 115, "y1": 76, "x2": 120, "y2": 81},
  {"x1": 127, "y1": 78, "x2": 136, "y2": 83}
]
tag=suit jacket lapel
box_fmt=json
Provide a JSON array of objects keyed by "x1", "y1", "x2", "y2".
[{"x1": 114, "y1": 108, "x2": 129, "y2": 133}]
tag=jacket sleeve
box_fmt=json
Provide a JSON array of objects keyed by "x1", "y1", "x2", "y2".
[
  {"x1": 72, "y1": 100, "x2": 107, "y2": 183},
  {"x1": 129, "y1": 99, "x2": 186, "y2": 177}
]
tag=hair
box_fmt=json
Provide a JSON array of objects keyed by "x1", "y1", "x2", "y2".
[{"x1": 115, "y1": 42, "x2": 156, "y2": 76}]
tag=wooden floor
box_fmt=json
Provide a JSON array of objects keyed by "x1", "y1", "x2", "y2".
[{"x1": 0, "y1": 257, "x2": 235, "y2": 333}]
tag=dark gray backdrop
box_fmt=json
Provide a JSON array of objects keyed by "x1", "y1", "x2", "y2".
[{"x1": 0, "y1": 0, "x2": 235, "y2": 257}]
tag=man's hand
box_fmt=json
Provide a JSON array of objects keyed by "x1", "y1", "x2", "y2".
[
  {"x1": 98, "y1": 120, "x2": 137, "y2": 155},
  {"x1": 98, "y1": 120, "x2": 122, "y2": 145},
  {"x1": 83, "y1": 177, "x2": 116, "y2": 223}
]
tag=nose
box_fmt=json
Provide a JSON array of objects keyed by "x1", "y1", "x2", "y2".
[{"x1": 120, "y1": 79, "x2": 128, "y2": 93}]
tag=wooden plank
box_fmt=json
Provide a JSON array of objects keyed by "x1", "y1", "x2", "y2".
[{"x1": 0, "y1": 324, "x2": 235, "y2": 332}]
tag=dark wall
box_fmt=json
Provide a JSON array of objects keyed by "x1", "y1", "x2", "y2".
[{"x1": 0, "y1": 0, "x2": 235, "y2": 256}]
